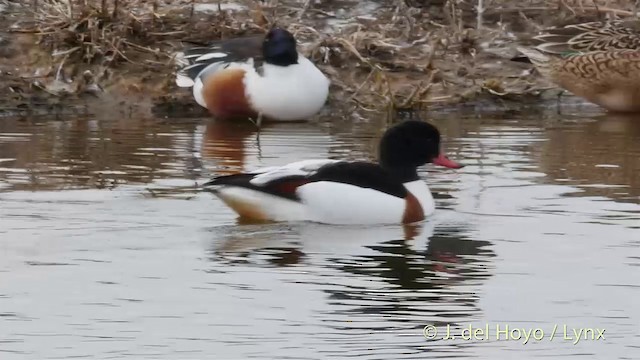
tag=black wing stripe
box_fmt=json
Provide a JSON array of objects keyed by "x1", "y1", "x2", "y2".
[
  {"x1": 309, "y1": 162, "x2": 408, "y2": 198},
  {"x1": 180, "y1": 64, "x2": 208, "y2": 81},
  {"x1": 204, "y1": 174, "x2": 309, "y2": 201}
]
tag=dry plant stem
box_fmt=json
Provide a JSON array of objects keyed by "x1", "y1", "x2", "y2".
[
  {"x1": 412, "y1": 80, "x2": 437, "y2": 107},
  {"x1": 399, "y1": 70, "x2": 437, "y2": 109},
  {"x1": 152, "y1": 1, "x2": 158, "y2": 27},
  {"x1": 379, "y1": 71, "x2": 397, "y2": 114},
  {"x1": 348, "y1": 68, "x2": 376, "y2": 102},
  {"x1": 447, "y1": 0, "x2": 462, "y2": 33},
  {"x1": 560, "y1": 0, "x2": 576, "y2": 16},
  {"x1": 398, "y1": 81, "x2": 426, "y2": 108},
  {"x1": 298, "y1": 0, "x2": 311, "y2": 20},
  {"x1": 56, "y1": 55, "x2": 68, "y2": 81},
  {"x1": 393, "y1": 0, "x2": 413, "y2": 40},
  {"x1": 485, "y1": 6, "x2": 632, "y2": 16},
  {"x1": 425, "y1": 95, "x2": 453, "y2": 103},
  {"x1": 351, "y1": 98, "x2": 378, "y2": 113},
  {"x1": 591, "y1": 0, "x2": 600, "y2": 18},
  {"x1": 109, "y1": 38, "x2": 135, "y2": 65},
  {"x1": 444, "y1": 0, "x2": 455, "y2": 30},
  {"x1": 67, "y1": 0, "x2": 73, "y2": 19},
  {"x1": 477, "y1": 0, "x2": 484, "y2": 29},
  {"x1": 588, "y1": 5, "x2": 632, "y2": 16},
  {"x1": 335, "y1": 38, "x2": 371, "y2": 67},
  {"x1": 122, "y1": 40, "x2": 161, "y2": 56},
  {"x1": 32, "y1": 82, "x2": 59, "y2": 96},
  {"x1": 113, "y1": 0, "x2": 119, "y2": 20},
  {"x1": 147, "y1": 31, "x2": 186, "y2": 36}
]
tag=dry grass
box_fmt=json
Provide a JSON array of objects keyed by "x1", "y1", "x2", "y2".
[
  {"x1": 7, "y1": 1, "x2": 258, "y2": 94},
  {"x1": 18, "y1": 0, "x2": 255, "y2": 62},
  {"x1": 1, "y1": 0, "x2": 639, "y2": 116}
]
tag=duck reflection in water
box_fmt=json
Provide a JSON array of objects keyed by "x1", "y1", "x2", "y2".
[
  {"x1": 206, "y1": 220, "x2": 494, "y2": 329},
  {"x1": 200, "y1": 120, "x2": 267, "y2": 175}
]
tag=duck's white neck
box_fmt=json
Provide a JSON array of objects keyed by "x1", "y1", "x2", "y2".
[{"x1": 403, "y1": 180, "x2": 435, "y2": 216}]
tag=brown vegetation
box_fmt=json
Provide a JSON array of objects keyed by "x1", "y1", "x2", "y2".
[{"x1": 0, "y1": 0, "x2": 638, "y2": 118}]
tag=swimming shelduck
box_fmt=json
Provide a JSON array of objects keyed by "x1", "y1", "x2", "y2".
[
  {"x1": 175, "y1": 28, "x2": 330, "y2": 123},
  {"x1": 203, "y1": 121, "x2": 463, "y2": 224}
]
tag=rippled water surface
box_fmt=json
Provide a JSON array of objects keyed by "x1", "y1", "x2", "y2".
[{"x1": 1, "y1": 112, "x2": 639, "y2": 359}]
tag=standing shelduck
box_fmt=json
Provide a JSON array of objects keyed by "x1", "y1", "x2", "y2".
[
  {"x1": 175, "y1": 28, "x2": 330, "y2": 122},
  {"x1": 203, "y1": 121, "x2": 463, "y2": 224}
]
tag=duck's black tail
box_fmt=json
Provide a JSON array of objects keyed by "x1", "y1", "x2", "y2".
[{"x1": 203, "y1": 174, "x2": 256, "y2": 191}]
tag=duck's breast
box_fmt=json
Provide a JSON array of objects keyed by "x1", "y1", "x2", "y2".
[
  {"x1": 244, "y1": 57, "x2": 330, "y2": 121},
  {"x1": 403, "y1": 180, "x2": 435, "y2": 217}
]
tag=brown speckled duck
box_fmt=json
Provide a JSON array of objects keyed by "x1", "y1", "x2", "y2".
[{"x1": 514, "y1": 20, "x2": 640, "y2": 113}]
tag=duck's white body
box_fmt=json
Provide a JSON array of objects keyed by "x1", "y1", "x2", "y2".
[
  {"x1": 205, "y1": 159, "x2": 435, "y2": 225},
  {"x1": 176, "y1": 46, "x2": 330, "y2": 121}
]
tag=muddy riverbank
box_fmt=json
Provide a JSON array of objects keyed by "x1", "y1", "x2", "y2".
[{"x1": 0, "y1": 0, "x2": 637, "y2": 118}]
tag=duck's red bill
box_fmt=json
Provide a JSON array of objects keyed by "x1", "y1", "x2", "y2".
[{"x1": 433, "y1": 154, "x2": 463, "y2": 169}]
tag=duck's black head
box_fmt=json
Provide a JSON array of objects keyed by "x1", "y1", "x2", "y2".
[
  {"x1": 262, "y1": 28, "x2": 298, "y2": 66},
  {"x1": 379, "y1": 121, "x2": 462, "y2": 177}
]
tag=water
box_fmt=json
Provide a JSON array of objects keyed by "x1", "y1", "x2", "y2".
[{"x1": 1, "y1": 112, "x2": 639, "y2": 359}]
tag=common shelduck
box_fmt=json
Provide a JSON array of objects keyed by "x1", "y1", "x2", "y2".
[
  {"x1": 203, "y1": 121, "x2": 463, "y2": 224},
  {"x1": 175, "y1": 28, "x2": 330, "y2": 122}
]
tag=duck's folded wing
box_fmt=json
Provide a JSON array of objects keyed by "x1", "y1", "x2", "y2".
[
  {"x1": 184, "y1": 35, "x2": 263, "y2": 63},
  {"x1": 175, "y1": 35, "x2": 264, "y2": 87},
  {"x1": 204, "y1": 159, "x2": 409, "y2": 196},
  {"x1": 203, "y1": 159, "x2": 342, "y2": 200},
  {"x1": 249, "y1": 159, "x2": 343, "y2": 186}
]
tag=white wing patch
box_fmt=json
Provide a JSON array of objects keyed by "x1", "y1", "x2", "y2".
[
  {"x1": 249, "y1": 159, "x2": 342, "y2": 186},
  {"x1": 175, "y1": 73, "x2": 195, "y2": 88},
  {"x1": 194, "y1": 52, "x2": 229, "y2": 62},
  {"x1": 192, "y1": 77, "x2": 206, "y2": 108},
  {"x1": 174, "y1": 51, "x2": 189, "y2": 66},
  {"x1": 174, "y1": 46, "x2": 255, "y2": 89}
]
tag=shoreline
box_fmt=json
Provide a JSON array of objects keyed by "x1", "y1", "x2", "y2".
[{"x1": 0, "y1": 0, "x2": 633, "y2": 120}]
